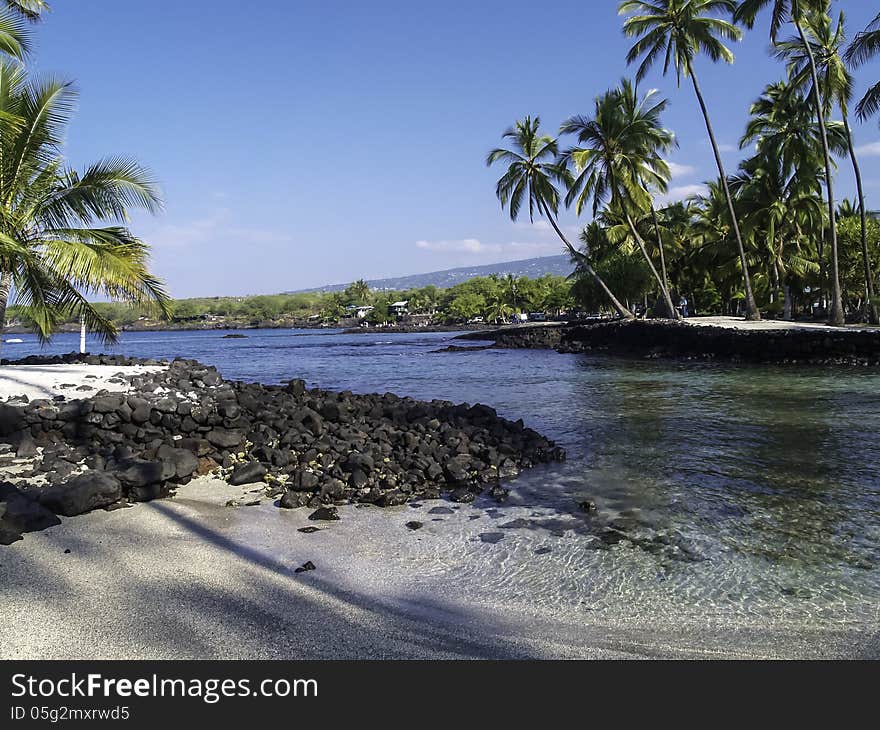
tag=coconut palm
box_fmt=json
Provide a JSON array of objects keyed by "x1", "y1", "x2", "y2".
[
  {"x1": 486, "y1": 116, "x2": 634, "y2": 319},
  {"x1": 776, "y1": 4, "x2": 878, "y2": 323},
  {"x1": 619, "y1": 0, "x2": 760, "y2": 320},
  {"x1": 736, "y1": 0, "x2": 844, "y2": 324},
  {"x1": 0, "y1": 61, "x2": 170, "y2": 354},
  {"x1": 346, "y1": 279, "x2": 371, "y2": 304},
  {"x1": 0, "y1": 0, "x2": 48, "y2": 62},
  {"x1": 838, "y1": 198, "x2": 880, "y2": 221},
  {"x1": 741, "y1": 81, "x2": 847, "y2": 178},
  {"x1": 559, "y1": 80, "x2": 679, "y2": 319},
  {"x1": 732, "y1": 153, "x2": 824, "y2": 318},
  {"x1": 844, "y1": 12, "x2": 880, "y2": 125},
  {"x1": 5, "y1": 1, "x2": 48, "y2": 20}
]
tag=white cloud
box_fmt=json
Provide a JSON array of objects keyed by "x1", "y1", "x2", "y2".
[
  {"x1": 667, "y1": 161, "x2": 696, "y2": 179},
  {"x1": 656, "y1": 184, "x2": 707, "y2": 205},
  {"x1": 512, "y1": 219, "x2": 553, "y2": 234},
  {"x1": 143, "y1": 209, "x2": 292, "y2": 248},
  {"x1": 700, "y1": 139, "x2": 736, "y2": 153},
  {"x1": 855, "y1": 141, "x2": 880, "y2": 157},
  {"x1": 415, "y1": 238, "x2": 561, "y2": 258},
  {"x1": 416, "y1": 238, "x2": 486, "y2": 253}
]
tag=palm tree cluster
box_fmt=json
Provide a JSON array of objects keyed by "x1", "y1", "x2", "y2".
[
  {"x1": 488, "y1": 0, "x2": 880, "y2": 325},
  {"x1": 0, "y1": 1, "x2": 169, "y2": 352}
]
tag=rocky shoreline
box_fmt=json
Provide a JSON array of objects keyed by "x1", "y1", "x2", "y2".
[
  {"x1": 459, "y1": 320, "x2": 880, "y2": 365},
  {"x1": 0, "y1": 355, "x2": 565, "y2": 545}
]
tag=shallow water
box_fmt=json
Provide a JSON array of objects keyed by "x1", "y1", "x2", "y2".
[{"x1": 6, "y1": 328, "x2": 880, "y2": 629}]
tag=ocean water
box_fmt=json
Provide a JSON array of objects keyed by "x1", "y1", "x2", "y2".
[{"x1": 4, "y1": 328, "x2": 879, "y2": 630}]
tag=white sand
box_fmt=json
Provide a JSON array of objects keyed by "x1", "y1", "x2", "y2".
[
  {"x1": 0, "y1": 364, "x2": 166, "y2": 402},
  {"x1": 0, "y1": 477, "x2": 875, "y2": 659},
  {"x1": 682, "y1": 315, "x2": 879, "y2": 332}
]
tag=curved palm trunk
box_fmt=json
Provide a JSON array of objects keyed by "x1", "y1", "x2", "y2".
[
  {"x1": 650, "y1": 206, "x2": 676, "y2": 318},
  {"x1": 0, "y1": 271, "x2": 11, "y2": 359},
  {"x1": 796, "y1": 20, "x2": 844, "y2": 326},
  {"x1": 686, "y1": 60, "x2": 760, "y2": 321},
  {"x1": 538, "y1": 200, "x2": 634, "y2": 319},
  {"x1": 843, "y1": 112, "x2": 879, "y2": 324},
  {"x1": 622, "y1": 211, "x2": 679, "y2": 320}
]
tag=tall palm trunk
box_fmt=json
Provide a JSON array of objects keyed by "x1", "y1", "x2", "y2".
[
  {"x1": 686, "y1": 60, "x2": 760, "y2": 321},
  {"x1": 0, "y1": 271, "x2": 11, "y2": 358},
  {"x1": 842, "y1": 112, "x2": 878, "y2": 324},
  {"x1": 539, "y1": 200, "x2": 634, "y2": 319},
  {"x1": 651, "y1": 206, "x2": 675, "y2": 317},
  {"x1": 607, "y1": 169, "x2": 678, "y2": 319},
  {"x1": 622, "y1": 210, "x2": 679, "y2": 320},
  {"x1": 796, "y1": 19, "x2": 844, "y2": 326}
]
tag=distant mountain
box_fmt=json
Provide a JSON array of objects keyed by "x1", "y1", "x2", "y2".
[{"x1": 291, "y1": 254, "x2": 573, "y2": 293}]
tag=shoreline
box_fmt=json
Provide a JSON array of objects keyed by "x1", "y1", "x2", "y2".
[
  {"x1": 458, "y1": 317, "x2": 880, "y2": 366},
  {"x1": 3, "y1": 474, "x2": 874, "y2": 659},
  {"x1": 2, "y1": 354, "x2": 877, "y2": 660},
  {"x1": 0, "y1": 355, "x2": 564, "y2": 545}
]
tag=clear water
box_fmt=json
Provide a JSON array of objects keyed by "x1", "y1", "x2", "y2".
[{"x1": 4, "y1": 328, "x2": 879, "y2": 628}]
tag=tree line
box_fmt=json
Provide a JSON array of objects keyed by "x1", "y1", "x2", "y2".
[
  {"x1": 7, "y1": 274, "x2": 577, "y2": 328},
  {"x1": 488, "y1": 0, "x2": 880, "y2": 325}
]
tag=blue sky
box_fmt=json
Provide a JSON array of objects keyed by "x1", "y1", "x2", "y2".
[{"x1": 30, "y1": 0, "x2": 880, "y2": 297}]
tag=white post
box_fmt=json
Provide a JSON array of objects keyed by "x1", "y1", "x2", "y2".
[{"x1": 79, "y1": 314, "x2": 86, "y2": 354}]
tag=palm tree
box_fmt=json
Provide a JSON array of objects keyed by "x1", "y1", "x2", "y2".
[
  {"x1": 486, "y1": 116, "x2": 634, "y2": 318},
  {"x1": 776, "y1": 5, "x2": 878, "y2": 323},
  {"x1": 347, "y1": 279, "x2": 371, "y2": 304},
  {"x1": 732, "y1": 152, "x2": 824, "y2": 318},
  {"x1": 560, "y1": 80, "x2": 679, "y2": 319},
  {"x1": 619, "y1": 0, "x2": 761, "y2": 320},
  {"x1": 736, "y1": 0, "x2": 845, "y2": 325},
  {"x1": 741, "y1": 80, "x2": 846, "y2": 178},
  {"x1": 838, "y1": 198, "x2": 880, "y2": 220},
  {"x1": 0, "y1": 62, "x2": 170, "y2": 354},
  {"x1": 845, "y1": 12, "x2": 880, "y2": 126},
  {"x1": 692, "y1": 179, "x2": 752, "y2": 313},
  {"x1": 5, "y1": 1, "x2": 49, "y2": 21}
]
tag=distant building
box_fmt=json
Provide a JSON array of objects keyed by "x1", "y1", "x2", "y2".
[
  {"x1": 390, "y1": 300, "x2": 409, "y2": 318},
  {"x1": 344, "y1": 304, "x2": 375, "y2": 319}
]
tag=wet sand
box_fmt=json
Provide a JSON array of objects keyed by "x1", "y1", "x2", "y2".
[{"x1": 1, "y1": 478, "x2": 875, "y2": 660}]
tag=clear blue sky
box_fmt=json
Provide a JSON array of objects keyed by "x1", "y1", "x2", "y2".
[{"x1": 30, "y1": 0, "x2": 880, "y2": 297}]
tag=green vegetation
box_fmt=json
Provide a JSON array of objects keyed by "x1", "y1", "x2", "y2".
[
  {"x1": 484, "y1": 0, "x2": 880, "y2": 325},
  {"x1": 7, "y1": 274, "x2": 577, "y2": 330},
  {"x1": 0, "y1": 2, "x2": 169, "y2": 352}
]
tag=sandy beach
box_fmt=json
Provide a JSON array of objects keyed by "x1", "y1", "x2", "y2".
[
  {"x1": 1, "y1": 475, "x2": 876, "y2": 660},
  {"x1": 0, "y1": 364, "x2": 166, "y2": 402},
  {"x1": 1, "y1": 360, "x2": 877, "y2": 660}
]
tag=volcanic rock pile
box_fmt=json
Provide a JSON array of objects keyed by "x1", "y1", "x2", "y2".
[{"x1": 0, "y1": 357, "x2": 565, "y2": 544}]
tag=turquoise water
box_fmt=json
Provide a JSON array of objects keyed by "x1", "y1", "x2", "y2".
[{"x1": 4, "y1": 328, "x2": 879, "y2": 626}]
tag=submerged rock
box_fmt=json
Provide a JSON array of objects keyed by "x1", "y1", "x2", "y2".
[{"x1": 308, "y1": 506, "x2": 340, "y2": 521}]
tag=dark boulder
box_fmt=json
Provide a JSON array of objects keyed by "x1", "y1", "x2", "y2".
[
  {"x1": 450, "y1": 487, "x2": 476, "y2": 503},
  {"x1": 285, "y1": 379, "x2": 306, "y2": 396},
  {"x1": 279, "y1": 490, "x2": 311, "y2": 509},
  {"x1": 206, "y1": 429, "x2": 243, "y2": 449},
  {"x1": 0, "y1": 403, "x2": 24, "y2": 437},
  {"x1": 228, "y1": 462, "x2": 267, "y2": 486},
  {"x1": 115, "y1": 459, "x2": 164, "y2": 488},
  {"x1": 1, "y1": 484, "x2": 61, "y2": 533},
  {"x1": 157, "y1": 445, "x2": 199, "y2": 481},
  {"x1": 39, "y1": 472, "x2": 122, "y2": 517},
  {"x1": 308, "y1": 506, "x2": 340, "y2": 521}
]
